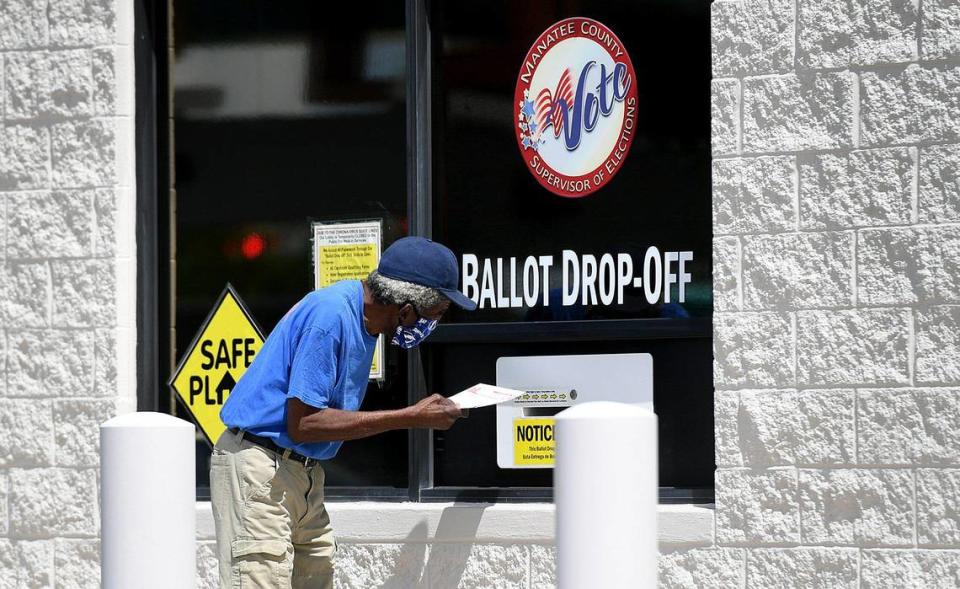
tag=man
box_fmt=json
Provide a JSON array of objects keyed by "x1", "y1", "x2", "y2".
[{"x1": 211, "y1": 236, "x2": 477, "y2": 588}]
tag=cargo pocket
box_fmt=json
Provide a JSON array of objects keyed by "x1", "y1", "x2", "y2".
[
  {"x1": 237, "y1": 446, "x2": 279, "y2": 503},
  {"x1": 232, "y1": 539, "x2": 291, "y2": 589}
]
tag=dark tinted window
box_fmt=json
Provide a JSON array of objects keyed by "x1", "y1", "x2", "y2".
[
  {"x1": 427, "y1": 0, "x2": 713, "y2": 490},
  {"x1": 165, "y1": 0, "x2": 713, "y2": 497},
  {"x1": 432, "y1": 0, "x2": 711, "y2": 325},
  {"x1": 171, "y1": 1, "x2": 409, "y2": 490}
]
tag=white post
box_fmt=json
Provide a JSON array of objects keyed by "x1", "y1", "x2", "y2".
[
  {"x1": 101, "y1": 412, "x2": 196, "y2": 589},
  {"x1": 555, "y1": 401, "x2": 658, "y2": 589}
]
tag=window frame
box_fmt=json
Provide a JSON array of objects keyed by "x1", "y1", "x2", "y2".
[
  {"x1": 135, "y1": 0, "x2": 715, "y2": 504},
  {"x1": 135, "y1": 0, "x2": 169, "y2": 415}
]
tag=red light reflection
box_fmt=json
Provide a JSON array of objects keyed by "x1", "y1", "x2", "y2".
[{"x1": 240, "y1": 233, "x2": 266, "y2": 260}]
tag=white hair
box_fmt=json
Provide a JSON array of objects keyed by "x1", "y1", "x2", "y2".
[{"x1": 367, "y1": 270, "x2": 445, "y2": 313}]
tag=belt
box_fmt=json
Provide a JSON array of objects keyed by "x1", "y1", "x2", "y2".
[{"x1": 229, "y1": 428, "x2": 317, "y2": 467}]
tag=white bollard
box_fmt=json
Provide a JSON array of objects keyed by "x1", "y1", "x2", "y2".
[
  {"x1": 555, "y1": 401, "x2": 658, "y2": 589},
  {"x1": 101, "y1": 412, "x2": 196, "y2": 589}
]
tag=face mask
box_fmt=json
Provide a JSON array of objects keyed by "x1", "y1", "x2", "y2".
[{"x1": 391, "y1": 318, "x2": 438, "y2": 349}]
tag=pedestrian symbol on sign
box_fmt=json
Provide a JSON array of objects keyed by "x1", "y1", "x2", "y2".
[{"x1": 169, "y1": 284, "x2": 264, "y2": 447}]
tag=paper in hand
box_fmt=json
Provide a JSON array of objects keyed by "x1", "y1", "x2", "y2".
[{"x1": 449, "y1": 383, "x2": 525, "y2": 409}]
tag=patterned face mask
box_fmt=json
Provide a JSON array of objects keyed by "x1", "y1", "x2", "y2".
[{"x1": 391, "y1": 318, "x2": 438, "y2": 349}]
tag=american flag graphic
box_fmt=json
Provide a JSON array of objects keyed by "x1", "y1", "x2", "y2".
[{"x1": 535, "y1": 68, "x2": 575, "y2": 138}]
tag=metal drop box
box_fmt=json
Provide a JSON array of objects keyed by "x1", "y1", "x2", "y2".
[{"x1": 495, "y1": 353, "x2": 653, "y2": 469}]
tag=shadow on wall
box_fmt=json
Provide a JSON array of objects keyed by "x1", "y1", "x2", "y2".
[
  {"x1": 421, "y1": 504, "x2": 488, "y2": 588},
  {"x1": 379, "y1": 521, "x2": 428, "y2": 589},
  {"x1": 340, "y1": 505, "x2": 488, "y2": 588},
  {"x1": 425, "y1": 505, "x2": 486, "y2": 587}
]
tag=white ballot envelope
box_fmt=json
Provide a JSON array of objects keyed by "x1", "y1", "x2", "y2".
[{"x1": 449, "y1": 383, "x2": 525, "y2": 409}]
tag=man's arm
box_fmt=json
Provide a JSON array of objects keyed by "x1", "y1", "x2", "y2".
[{"x1": 287, "y1": 394, "x2": 463, "y2": 444}]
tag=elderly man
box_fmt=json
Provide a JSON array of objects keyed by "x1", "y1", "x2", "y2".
[{"x1": 211, "y1": 236, "x2": 476, "y2": 588}]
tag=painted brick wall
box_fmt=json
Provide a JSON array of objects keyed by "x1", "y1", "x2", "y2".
[
  {"x1": 708, "y1": 0, "x2": 960, "y2": 586},
  {"x1": 0, "y1": 0, "x2": 136, "y2": 586}
]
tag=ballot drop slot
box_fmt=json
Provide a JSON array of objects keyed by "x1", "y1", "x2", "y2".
[{"x1": 495, "y1": 353, "x2": 653, "y2": 469}]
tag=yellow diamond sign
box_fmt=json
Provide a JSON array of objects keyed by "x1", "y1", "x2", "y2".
[{"x1": 170, "y1": 284, "x2": 264, "y2": 447}]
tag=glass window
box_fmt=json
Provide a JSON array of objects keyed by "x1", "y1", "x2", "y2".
[
  {"x1": 169, "y1": 1, "x2": 409, "y2": 493},
  {"x1": 432, "y1": 0, "x2": 711, "y2": 326},
  {"x1": 158, "y1": 0, "x2": 713, "y2": 501},
  {"x1": 426, "y1": 0, "x2": 713, "y2": 492}
]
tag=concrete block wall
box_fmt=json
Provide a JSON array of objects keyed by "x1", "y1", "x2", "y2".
[
  {"x1": 197, "y1": 541, "x2": 558, "y2": 589},
  {"x1": 0, "y1": 0, "x2": 136, "y2": 586},
  {"x1": 711, "y1": 0, "x2": 960, "y2": 586},
  {"x1": 194, "y1": 504, "x2": 563, "y2": 589},
  {"x1": 194, "y1": 503, "x2": 715, "y2": 589}
]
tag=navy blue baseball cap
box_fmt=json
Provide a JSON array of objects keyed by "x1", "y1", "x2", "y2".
[{"x1": 378, "y1": 237, "x2": 478, "y2": 311}]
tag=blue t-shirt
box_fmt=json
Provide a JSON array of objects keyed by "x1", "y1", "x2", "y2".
[{"x1": 220, "y1": 280, "x2": 378, "y2": 460}]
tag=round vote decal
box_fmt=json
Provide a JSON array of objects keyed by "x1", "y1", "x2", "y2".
[{"x1": 515, "y1": 17, "x2": 638, "y2": 198}]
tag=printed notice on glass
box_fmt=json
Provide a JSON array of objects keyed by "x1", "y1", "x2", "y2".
[{"x1": 312, "y1": 219, "x2": 384, "y2": 381}]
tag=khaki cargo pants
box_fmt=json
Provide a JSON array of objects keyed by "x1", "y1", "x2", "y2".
[{"x1": 210, "y1": 430, "x2": 336, "y2": 588}]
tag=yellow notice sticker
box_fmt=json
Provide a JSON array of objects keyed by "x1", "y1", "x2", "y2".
[
  {"x1": 169, "y1": 285, "x2": 264, "y2": 447},
  {"x1": 513, "y1": 418, "x2": 556, "y2": 466},
  {"x1": 313, "y1": 220, "x2": 383, "y2": 380},
  {"x1": 317, "y1": 244, "x2": 378, "y2": 288}
]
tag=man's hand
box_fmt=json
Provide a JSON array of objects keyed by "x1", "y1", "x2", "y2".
[
  {"x1": 286, "y1": 395, "x2": 466, "y2": 444},
  {"x1": 408, "y1": 394, "x2": 465, "y2": 430}
]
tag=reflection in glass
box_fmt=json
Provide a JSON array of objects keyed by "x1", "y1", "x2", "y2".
[{"x1": 171, "y1": 1, "x2": 409, "y2": 490}]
